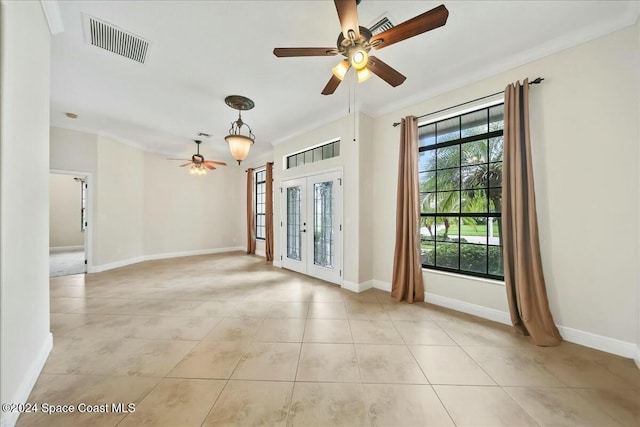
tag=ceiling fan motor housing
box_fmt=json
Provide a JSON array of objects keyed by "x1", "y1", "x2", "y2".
[{"x1": 337, "y1": 26, "x2": 373, "y2": 52}]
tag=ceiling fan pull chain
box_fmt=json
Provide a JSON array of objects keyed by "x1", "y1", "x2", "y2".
[
  {"x1": 348, "y1": 69, "x2": 352, "y2": 115},
  {"x1": 353, "y1": 78, "x2": 356, "y2": 142}
]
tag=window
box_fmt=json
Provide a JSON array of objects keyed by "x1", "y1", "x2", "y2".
[
  {"x1": 255, "y1": 169, "x2": 266, "y2": 240},
  {"x1": 286, "y1": 139, "x2": 340, "y2": 169},
  {"x1": 418, "y1": 102, "x2": 504, "y2": 280},
  {"x1": 75, "y1": 177, "x2": 87, "y2": 231}
]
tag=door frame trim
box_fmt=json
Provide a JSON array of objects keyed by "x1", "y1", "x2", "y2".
[
  {"x1": 278, "y1": 166, "x2": 343, "y2": 182},
  {"x1": 279, "y1": 168, "x2": 343, "y2": 285}
]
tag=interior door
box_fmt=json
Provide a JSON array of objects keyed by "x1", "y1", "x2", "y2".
[{"x1": 281, "y1": 171, "x2": 342, "y2": 285}]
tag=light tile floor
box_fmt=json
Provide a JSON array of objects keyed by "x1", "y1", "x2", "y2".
[{"x1": 17, "y1": 252, "x2": 640, "y2": 426}]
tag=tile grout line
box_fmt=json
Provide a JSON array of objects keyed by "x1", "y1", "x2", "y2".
[{"x1": 285, "y1": 315, "x2": 308, "y2": 425}]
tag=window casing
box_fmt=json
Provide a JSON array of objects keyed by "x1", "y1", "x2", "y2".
[
  {"x1": 418, "y1": 102, "x2": 505, "y2": 280},
  {"x1": 255, "y1": 169, "x2": 266, "y2": 240}
]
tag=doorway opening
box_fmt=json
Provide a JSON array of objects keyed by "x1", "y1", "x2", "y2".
[{"x1": 49, "y1": 171, "x2": 90, "y2": 277}]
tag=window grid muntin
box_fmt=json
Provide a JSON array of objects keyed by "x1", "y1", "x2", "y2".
[
  {"x1": 419, "y1": 103, "x2": 504, "y2": 280},
  {"x1": 286, "y1": 140, "x2": 340, "y2": 170},
  {"x1": 255, "y1": 170, "x2": 266, "y2": 240}
]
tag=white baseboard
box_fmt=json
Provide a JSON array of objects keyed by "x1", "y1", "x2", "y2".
[
  {"x1": 372, "y1": 280, "x2": 636, "y2": 359},
  {"x1": 88, "y1": 247, "x2": 244, "y2": 273},
  {"x1": 0, "y1": 333, "x2": 53, "y2": 427},
  {"x1": 342, "y1": 280, "x2": 374, "y2": 293},
  {"x1": 144, "y1": 247, "x2": 244, "y2": 262},
  {"x1": 255, "y1": 250, "x2": 266, "y2": 257},
  {"x1": 372, "y1": 280, "x2": 392, "y2": 292},
  {"x1": 424, "y1": 292, "x2": 512, "y2": 325},
  {"x1": 273, "y1": 260, "x2": 282, "y2": 268},
  {"x1": 87, "y1": 255, "x2": 146, "y2": 273},
  {"x1": 49, "y1": 245, "x2": 83, "y2": 252},
  {"x1": 556, "y1": 325, "x2": 637, "y2": 359}
]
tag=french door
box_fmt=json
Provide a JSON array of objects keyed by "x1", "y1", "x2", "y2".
[{"x1": 280, "y1": 171, "x2": 342, "y2": 285}]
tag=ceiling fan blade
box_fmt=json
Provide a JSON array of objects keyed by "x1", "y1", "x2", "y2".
[
  {"x1": 367, "y1": 56, "x2": 406, "y2": 87},
  {"x1": 370, "y1": 4, "x2": 448, "y2": 50},
  {"x1": 273, "y1": 48, "x2": 338, "y2": 57},
  {"x1": 204, "y1": 164, "x2": 216, "y2": 170},
  {"x1": 204, "y1": 160, "x2": 227, "y2": 166},
  {"x1": 334, "y1": 0, "x2": 360, "y2": 40},
  {"x1": 321, "y1": 74, "x2": 342, "y2": 95},
  {"x1": 179, "y1": 162, "x2": 193, "y2": 167}
]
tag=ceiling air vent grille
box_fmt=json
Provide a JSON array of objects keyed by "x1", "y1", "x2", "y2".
[
  {"x1": 369, "y1": 17, "x2": 394, "y2": 35},
  {"x1": 88, "y1": 17, "x2": 150, "y2": 64}
]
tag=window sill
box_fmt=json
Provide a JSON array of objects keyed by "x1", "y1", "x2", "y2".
[{"x1": 422, "y1": 268, "x2": 505, "y2": 286}]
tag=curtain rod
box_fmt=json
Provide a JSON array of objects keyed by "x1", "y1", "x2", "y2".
[
  {"x1": 391, "y1": 77, "x2": 544, "y2": 127},
  {"x1": 245, "y1": 162, "x2": 273, "y2": 172}
]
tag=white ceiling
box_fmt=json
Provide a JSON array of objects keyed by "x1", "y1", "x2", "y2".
[{"x1": 49, "y1": 1, "x2": 639, "y2": 160}]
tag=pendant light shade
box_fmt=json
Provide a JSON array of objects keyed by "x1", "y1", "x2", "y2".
[
  {"x1": 225, "y1": 134, "x2": 253, "y2": 163},
  {"x1": 224, "y1": 95, "x2": 256, "y2": 165}
]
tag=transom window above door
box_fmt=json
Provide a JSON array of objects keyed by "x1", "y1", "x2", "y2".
[{"x1": 285, "y1": 139, "x2": 340, "y2": 170}]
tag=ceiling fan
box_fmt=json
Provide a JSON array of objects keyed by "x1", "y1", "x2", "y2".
[
  {"x1": 168, "y1": 140, "x2": 227, "y2": 175},
  {"x1": 273, "y1": 0, "x2": 448, "y2": 95}
]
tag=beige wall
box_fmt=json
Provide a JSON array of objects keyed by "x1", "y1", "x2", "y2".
[
  {"x1": 50, "y1": 127, "x2": 245, "y2": 269},
  {"x1": 143, "y1": 150, "x2": 245, "y2": 256},
  {"x1": 358, "y1": 114, "x2": 374, "y2": 283},
  {"x1": 49, "y1": 173, "x2": 84, "y2": 248},
  {"x1": 0, "y1": 1, "x2": 51, "y2": 422},
  {"x1": 636, "y1": 19, "x2": 640, "y2": 367},
  {"x1": 372, "y1": 24, "x2": 639, "y2": 344},
  {"x1": 95, "y1": 135, "x2": 145, "y2": 266},
  {"x1": 50, "y1": 127, "x2": 98, "y2": 172}
]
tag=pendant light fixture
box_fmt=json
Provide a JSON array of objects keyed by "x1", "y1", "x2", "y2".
[{"x1": 224, "y1": 95, "x2": 255, "y2": 165}]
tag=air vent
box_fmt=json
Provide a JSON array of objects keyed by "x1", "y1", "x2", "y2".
[
  {"x1": 86, "y1": 16, "x2": 150, "y2": 64},
  {"x1": 369, "y1": 16, "x2": 394, "y2": 35}
]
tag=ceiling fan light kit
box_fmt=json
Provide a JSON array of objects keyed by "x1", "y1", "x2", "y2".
[
  {"x1": 167, "y1": 139, "x2": 227, "y2": 176},
  {"x1": 332, "y1": 60, "x2": 350, "y2": 80},
  {"x1": 349, "y1": 47, "x2": 368, "y2": 70},
  {"x1": 224, "y1": 95, "x2": 256, "y2": 165},
  {"x1": 190, "y1": 164, "x2": 207, "y2": 175},
  {"x1": 356, "y1": 67, "x2": 372, "y2": 83},
  {"x1": 273, "y1": 1, "x2": 449, "y2": 95}
]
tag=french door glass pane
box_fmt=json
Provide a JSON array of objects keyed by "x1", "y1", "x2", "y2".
[
  {"x1": 286, "y1": 186, "x2": 302, "y2": 261},
  {"x1": 313, "y1": 181, "x2": 334, "y2": 268}
]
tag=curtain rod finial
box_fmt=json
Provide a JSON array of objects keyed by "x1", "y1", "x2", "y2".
[
  {"x1": 530, "y1": 77, "x2": 544, "y2": 84},
  {"x1": 392, "y1": 122, "x2": 401, "y2": 127}
]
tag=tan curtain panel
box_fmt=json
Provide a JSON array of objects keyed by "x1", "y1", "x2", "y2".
[
  {"x1": 246, "y1": 168, "x2": 256, "y2": 254},
  {"x1": 265, "y1": 162, "x2": 274, "y2": 261},
  {"x1": 391, "y1": 116, "x2": 424, "y2": 303},
  {"x1": 502, "y1": 79, "x2": 561, "y2": 346}
]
